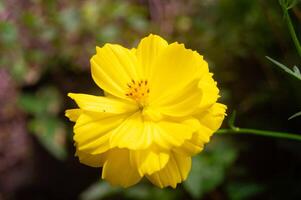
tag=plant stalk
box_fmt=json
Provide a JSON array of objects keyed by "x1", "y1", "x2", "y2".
[{"x1": 217, "y1": 128, "x2": 301, "y2": 141}]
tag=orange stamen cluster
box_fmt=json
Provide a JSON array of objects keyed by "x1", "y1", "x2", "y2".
[{"x1": 125, "y1": 79, "x2": 150, "y2": 105}]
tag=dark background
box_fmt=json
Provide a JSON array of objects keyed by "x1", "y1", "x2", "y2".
[{"x1": 0, "y1": 0, "x2": 300, "y2": 199}]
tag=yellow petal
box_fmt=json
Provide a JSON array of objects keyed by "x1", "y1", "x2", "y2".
[
  {"x1": 198, "y1": 73, "x2": 220, "y2": 110},
  {"x1": 130, "y1": 146, "x2": 169, "y2": 176},
  {"x1": 65, "y1": 109, "x2": 82, "y2": 122},
  {"x1": 146, "y1": 152, "x2": 191, "y2": 188},
  {"x1": 196, "y1": 103, "x2": 227, "y2": 143},
  {"x1": 91, "y1": 44, "x2": 141, "y2": 99},
  {"x1": 199, "y1": 103, "x2": 227, "y2": 131},
  {"x1": 173, "y1": 132, "x2": 204, "y2": 156},
  {"x1": 68, "y1": 93, "x2": 137, "y2": 113},
  {"x1": 136, "y1": 34, "x2": 168, "y2": 78},
  {"x1": 196, "y1": 124, "x2": 214, "y2": 143},
  {"x1": 102, "y1": 148, "x2": 142, "y2": 187},
  {"x1": 74, "y1": 112, "x2": 129, "y2": 154},
  {"x1": 152, "y1": 118, "x2": 199, "y2": 149},
  {"x1": 151, "y1": 80, "x2": 202, "y2": 117},
  {"x1": 110, "y1": 112, "x2": 152, "y2": 150},
  {"x1": 75, "y1": 150, "x2": 107, "y2": 167},
  {"x1": 148, "y1": 42, "x2": 208, "y2": 104}
]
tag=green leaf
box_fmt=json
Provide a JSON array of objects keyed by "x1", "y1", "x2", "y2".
[
  {"x1": 288, "y1": 111, "x2": 301, "y2": 120},
  {"x1": 293, "y1": 66, "x2": 300, "y2": 75},
  {"x1": 81, "y1": 0, "x2": 101, "y2": 28},
  {"x1": 81, "y1": 181, "x2": 180, "y2": 200},
  {"x1": 226, "y1": 181, "x2": 265, "y2": 200},
  {"x1": 279, "y1": 0, "x2": 299, "y2": 9},
  {"x1": 80, "y1": 182, "x2": 121, "y2": 200},
  {"x1": 125, "y1": 185, "x2": 179, "y2": 200},
  {"x1": 19, "y1": 93, "x2": 47, "y2": 115},
  {"x1": 19, "y1": 86, "x2": 62, "y2": 115},
  {"x1": 266, "y1": 56, "x2": 301, "y2": 81},
  {"x1": 19, "y1": 87, "x2": 66, "y2": 160},
  {"x1": 11, "y1": 56, "x2": 28, "y2": 83},
  {"x1": 29, "y1": 116, "x2": 67, "y2": 160},
  {"x1": 59, "y1": 7, "x2": 80, "y2": 33},
  {"x1": 287, "y1": 0, "x2": 299, "y2": 9},
  {"x1": 124, "y1": 184, "x2": 151, "y2": 200},
  {"x1": 184, "y1": 139, "x2": 238, "y2": 198},
  {"x1": 0, "y1": 21, "x2": 18, "y2": 45}
]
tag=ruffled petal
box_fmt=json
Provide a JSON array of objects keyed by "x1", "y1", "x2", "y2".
[
  {"x1": 74, "y1": 112, "x2": 129, "y2": 154},
  {"x1": 130, "y1": 146, "x2": 169, "y2": 176},
  {"x1": 136, "y1": 34, "x2": 168, "y2": 78},
  {"x1": 68, "y1": 93, "x2": 138, "y2": 113},
  {"x1": 198, "y1": 73, "x2": 220, "y2": 110},
  {"x1": 173, "y1": 132, "x2": 204, "y2": 156},
  {"x1": 102, "y1": 148, "x2": 142, "y2": 187},
  {"x1": 91, "y1": 44, "x2": 141, "y2": 99},
  {"x1": 65, "y1": 34, "x2": 227, "y2": 189},
  {"x1": 75, "y1": 150, "x2": 107, "y2": 167},
  {"x1": 146, "y1": 43, "x2": 209, "y2": 117},
  {"x1": 148, "y1": 42, "x2": 208, "y2": 104},
  {"x1": 152, "y1": 118, "x2": 200, "y2": 149},
  {"x1": 146, "y1": 152, "x2": 191, "y2": 188},
  {"x1": 196, "y1": 103, "x2": 227, "y2": 143},
  {"x1": 151, "y1": 80, "x2": 202, "y2": 117},
  {"x1": 65, "y1": 109, "x2": 82, "y2": 122},
  {"x1": 109, "y1": 112, "x2": 152, "y2": 150},
  {"x1": 199, "y1": 103, "x2": 227, "y2": 130}
]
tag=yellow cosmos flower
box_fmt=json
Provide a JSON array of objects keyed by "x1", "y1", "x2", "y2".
[{"x1": 65, "y1": 34, "x2": 226, "y2": 188}]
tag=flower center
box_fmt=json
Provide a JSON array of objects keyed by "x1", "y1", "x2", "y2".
[{"x1": 125, "y1": 79, "x2": 150, "y2": 106}]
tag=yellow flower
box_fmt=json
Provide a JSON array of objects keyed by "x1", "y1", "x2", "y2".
[{"x1": 65, "y1": 34, "x2": 226, "y2": 188}]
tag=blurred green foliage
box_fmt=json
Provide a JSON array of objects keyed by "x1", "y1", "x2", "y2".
[
  {"x1": 80, "y1": 139, "x2": 241, "y2": 200},
  {"x1": 19, "y1": 86, "x2": 66, "y2": 160},
  {"x1": 1, "y1": 0, "x2": 301, "y2": 199},
  {"x1": 184, "y1": 138, "x2": 238, "y2": 198},
  {"x1": 80, "y1": 182, "x2": 180, "y2": 200}
]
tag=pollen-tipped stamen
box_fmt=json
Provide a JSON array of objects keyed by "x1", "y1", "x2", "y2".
[{"x1": 125, "y1": 79, "x2": 150, "y2": 106}]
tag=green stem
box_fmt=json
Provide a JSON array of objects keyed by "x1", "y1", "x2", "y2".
[
  {"x1": 217, "y1": 128, "x2": 301, "y2": 141},
  {"x1": 282, "y1": 6, "x2": 301, "y2": 57}
]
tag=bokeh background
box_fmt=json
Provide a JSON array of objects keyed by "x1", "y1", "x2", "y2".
[{"x1": 0, "y1": 0, "x2": 301, "y2": 199}]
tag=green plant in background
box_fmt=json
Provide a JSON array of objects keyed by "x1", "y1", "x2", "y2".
[
  {"x1": 18, "y1": 86, "x2": 67, "y2": 160},
  {"x1": 267, "y1": 0, "x2": 301, "y2": 120},
  {"x1": 217, "y1": 0, "x2": 301, "y2": 141},
  {"x1": 1, "y1": 0, "x2": 150, "y2": 161},
  {"x1": 279, "y1": 0, "x2": 301, "y2": 56},
  {"x1": 218, "y1": 111, "x2": 301, "y2": 141},
  {"x1": 79, "y1": 138, "x2": 239, "y2": 200},
  {"x1": 183, "y1": 138, "x2": 238, "y2": 199},
  {"x1": 266, "y1": 56, "x2": 301, "y2": 81},
  {"x1": 1, "y1": 0, "x2": 301, "y2": 199}
]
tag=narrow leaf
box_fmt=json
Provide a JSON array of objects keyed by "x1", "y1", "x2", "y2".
[
  {"x1": 266, "y1": 56, "x2": 301, "y2": 81},
  {"x1": 288, "y1": 111, "x2": 301, "y2": 120},
  {"x1": 287, "y1": 0, "x2": 299, "y2": 9},
  {"x1": 293, "y1": 66, "x2": 301, "y2": 75}
]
